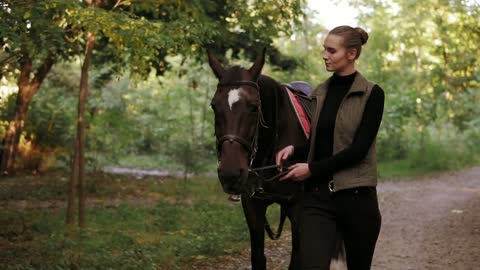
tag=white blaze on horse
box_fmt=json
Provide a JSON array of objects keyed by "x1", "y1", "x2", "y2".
[{"x1": 227, "y1": 88, "x2": 242, "y2": 110}]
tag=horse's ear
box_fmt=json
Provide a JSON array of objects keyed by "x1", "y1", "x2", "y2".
[
  {"x1": 207, "y1": 50, "x2": 224, "y2": 79},
  {"x1": 248, "y1": 47, "x2": 266, "y2": 80}
]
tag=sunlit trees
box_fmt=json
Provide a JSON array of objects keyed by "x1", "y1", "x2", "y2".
[
  {"x1": 351, "y1": 0, "x2": 480, "y2": 164},
  {"x1": 1, "y1": 0, "x2": 306, "y2": 176},
  {"x1": 0, "y1": 1, "x2": 78, "y2": 175},
  {"x1": 2, "y1": 0, "x2": 307, "y2": 227}
]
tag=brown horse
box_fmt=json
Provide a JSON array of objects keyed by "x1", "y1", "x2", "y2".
[{"x1": 207, "y1": 48, "x2": 311, "y2": 270}]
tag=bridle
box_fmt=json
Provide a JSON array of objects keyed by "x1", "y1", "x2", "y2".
[
  {"x1": 214, "y1": 80, "x2": 291, "y2": 199},
  {"x1": 215, "y1": 80, "x2": 266, "y2": 168}
]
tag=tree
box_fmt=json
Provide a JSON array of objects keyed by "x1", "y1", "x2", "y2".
[
  {"x1": 2, "y1": 0, "x2": 307, "y2": 225},
  {"x1": 351, "y1": 0, "x2": 479, "y2": 123},
  {"x1": 349, "y1": 0, "x2": 480, "y2": 159},
  {"x1": 1, "y1": 0, "x2": 306, "y2": 176},
  {"x1": 0, "y1": 0, "x2": 78, "y2": 175},
  {"x1": 64, "y1": 0, "x2": 307, "y2": 226}
]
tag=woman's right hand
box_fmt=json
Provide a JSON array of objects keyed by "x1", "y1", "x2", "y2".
[{"x1": 275, "y1": 145, "x2": 294, "y2": 171}]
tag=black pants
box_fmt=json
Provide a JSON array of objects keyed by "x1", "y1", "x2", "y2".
[{"x1": 300, "y1": 182, "x2": 381, "y2": 270}]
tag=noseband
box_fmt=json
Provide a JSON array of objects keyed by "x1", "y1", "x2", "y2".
[{"x1": 215, "y1": 80, "x2": 266, "y2": 167}]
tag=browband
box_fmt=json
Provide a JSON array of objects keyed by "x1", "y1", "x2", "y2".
[{"x1": 217, "y1": 80, "x2": 259, "y2": 90}]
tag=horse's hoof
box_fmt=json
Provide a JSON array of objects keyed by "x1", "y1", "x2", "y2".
[{"x1": 228, "y1": 194, "x2": 241, "y2": 202}]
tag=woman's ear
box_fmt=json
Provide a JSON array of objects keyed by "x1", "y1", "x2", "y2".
[{"x1": 347, "y1": 48, "x2": 358, "y2": 61}]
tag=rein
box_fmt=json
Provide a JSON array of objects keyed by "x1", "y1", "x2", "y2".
[{"x1": 249, "y1": 164, "x2": 289, "y2": 182}]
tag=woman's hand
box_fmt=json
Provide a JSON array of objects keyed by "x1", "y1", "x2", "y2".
[
  {"x1": 279, "y1": 163, "x2": 311, "y2": 181},
  {"x1": 276, "y1": 145, "x2": 294, "y2": 170}
]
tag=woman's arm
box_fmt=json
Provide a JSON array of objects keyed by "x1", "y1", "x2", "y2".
[{"x1": 308, "y1": 85, "x2": 385, "y2": 178}]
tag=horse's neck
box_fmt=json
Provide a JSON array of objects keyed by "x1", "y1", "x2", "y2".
[
  {"x1": 256, "y1": 76, "x2": 304, "y2": 162},
  {"x1": 252, "y1": 76, "x2": 280, "y2": 167}
]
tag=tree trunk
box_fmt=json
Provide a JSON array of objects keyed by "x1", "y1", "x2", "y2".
[
  {"x1": 66, "y1": 31, "x2": 95, "y2": 227},
  {"x1": 0, "y1": 55, "x2": 53, "y2": 176},
  {"x1": 0, "y1": 99, "x2": 28, "y2": 175},
  {"x1": 66, "y1": 144, "x2": 79, "y2": 225}
]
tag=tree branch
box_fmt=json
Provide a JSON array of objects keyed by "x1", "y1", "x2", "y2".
[{"x1": 112, "y1": 0, "x2": 124, "y2": 10}]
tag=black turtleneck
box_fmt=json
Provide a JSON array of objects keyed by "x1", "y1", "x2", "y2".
[{"x1": 294, "y1": 72, "x2": 384, "y2": 187}]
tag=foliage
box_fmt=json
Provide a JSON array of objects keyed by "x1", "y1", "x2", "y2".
[
  {"x1": 351, "y1": 0, "x2": 480, "y2": 124},
  {"x1": 2, "y1": 0, "x2": 479, "y2": 176},
  {"x1": 378, "y1": 116, "x2": 480, "y2": 178},
  {"x1": 268, "y1": 7, "x2": 330, "y2": 84},
  {"x1": 84, "y1": 56, "x2": 218, "y2": 173},
  {"x1": 0, "y1": 0, "x2": 79, "y2": 78},
  {"x1": 199, "y1": 0, "x2": 306, "y2": 69},
  {"x1": 1, "y1": 0, "x2": 308, "y2": 174},
  {"x1": 344, "y1": 0, "x2": 480, "y2": 169}
]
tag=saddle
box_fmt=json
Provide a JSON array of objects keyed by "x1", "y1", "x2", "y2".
[{"x1": 282, "y1": 81, "x2": 313, "y2": 139}]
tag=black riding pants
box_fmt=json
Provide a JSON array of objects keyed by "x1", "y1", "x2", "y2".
[{"x1": 300, "y1": 182, "x2": 381, "y2": 270}]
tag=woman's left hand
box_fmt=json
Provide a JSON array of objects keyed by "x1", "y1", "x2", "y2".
[{"x1": 279, "y1": 163, "x2": 311, "y2": 181}]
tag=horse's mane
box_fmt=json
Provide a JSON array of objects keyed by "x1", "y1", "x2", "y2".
[{"x1": 252, "y1": 74, "x2": 283, "y2": 168}]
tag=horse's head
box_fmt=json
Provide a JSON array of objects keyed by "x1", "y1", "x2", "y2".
[{"x1": 207, "y1": 49, "x2": 266, "y2": 195}]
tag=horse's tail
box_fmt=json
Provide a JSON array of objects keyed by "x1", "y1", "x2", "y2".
[
  {"x1": 331, "y1": 230, "x2": 346, "y2": 264},
  {"x1": 264, "y1": 205, "x2": 287, "y2": 240}
]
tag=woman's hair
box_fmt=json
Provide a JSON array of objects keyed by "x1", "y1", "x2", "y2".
[{"x1": 329, "y1": 26, "x2": 369, "y2": 59}]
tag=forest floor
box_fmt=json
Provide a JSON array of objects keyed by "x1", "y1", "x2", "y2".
[
  {"x1": 189, "y1": 166, "x2": 480, "y2": 270},
  {"x1": 1, "y1": 167, "x2": 478, "y2": 269}
]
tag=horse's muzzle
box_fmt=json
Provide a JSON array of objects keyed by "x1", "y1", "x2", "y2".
[{"x1": 218, "y1": 168, "x2": 247, "y2": 195}]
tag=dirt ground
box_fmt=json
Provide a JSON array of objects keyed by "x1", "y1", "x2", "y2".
[{"x1": 190, "y1": 166, "x2": 480, "y2": 270}]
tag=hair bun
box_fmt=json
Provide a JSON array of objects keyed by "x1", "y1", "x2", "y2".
[{"x1": 355, "y1": 27, "x2": 369, "y2": 45}]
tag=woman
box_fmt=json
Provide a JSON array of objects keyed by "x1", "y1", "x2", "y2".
[{"x1": 276, "y1": 25, "x2": 385, "y2": 269}]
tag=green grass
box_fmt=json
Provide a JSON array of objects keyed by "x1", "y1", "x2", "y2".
[
  {"x1": 115, "y1": 154, "x2": 185, "y2": 171},
  {"x1": 378, "y1": 159, "x2": 434, "y2": 178},
  {"x1": 0, "y1": 173, "x2": 256, "y2": 270},
  {"x1": 378, "y1": 141, "x2": 480, "y2": 179}
]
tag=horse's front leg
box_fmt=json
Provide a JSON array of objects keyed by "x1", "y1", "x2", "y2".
[
  {"x1": 241, "y1": 194, "x2": 268, "y2": 270},
  {"x1": 285, "y1": 193, "x2": 303, "y2": 270}
]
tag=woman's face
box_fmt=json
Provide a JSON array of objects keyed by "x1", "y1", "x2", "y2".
[{"x1": 323, "y1": 34, "x2": 356, "y2": 75}]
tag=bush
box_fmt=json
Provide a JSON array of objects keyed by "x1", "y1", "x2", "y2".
[{"x1": 378, "y1": 118, "x2": 480, "y2": 177}]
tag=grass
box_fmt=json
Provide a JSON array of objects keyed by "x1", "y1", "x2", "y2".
[
  {"x1": 378, "y1": 143, "x2": 480, "y2": 179},
  {"x1": 378, "y1": 159, "x2": 433, "y2": 178},
  {"x1": 0, "y1": 173, "x2": 257, "y2": 270},
  {"x1": 115, "y1": 154, "x2": 185, "y2": 171},
  {"x1": 377, "y1": 121, "x2": 480, "y2": 179}
]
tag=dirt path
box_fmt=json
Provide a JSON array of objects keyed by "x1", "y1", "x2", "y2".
[{"x1": 190, "y1": 167, "x2": 480, "y2": 270}]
